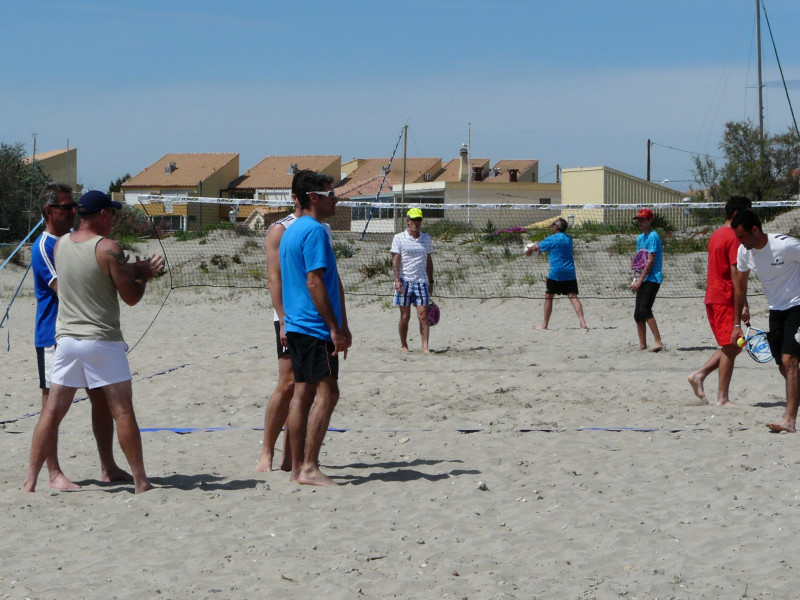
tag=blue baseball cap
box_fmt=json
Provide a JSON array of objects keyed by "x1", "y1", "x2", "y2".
[{"x1": 77, "y1": 190, "x2": 122, "y2": 215}]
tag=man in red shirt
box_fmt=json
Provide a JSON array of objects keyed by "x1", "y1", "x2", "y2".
[{"x1": 688, "y1": 196, "x2": 752, "y2": 405}]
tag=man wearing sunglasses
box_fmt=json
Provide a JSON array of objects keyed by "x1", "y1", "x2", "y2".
[
  {"x1": 280, "y1": 171, "x2": 351, "y2": 486},
  {"x1": 23, "y1": 190, "x2": 164, "y2": 494},
  {"x1": 30, "y1": 183, "x2": 131, "y2": 489}
]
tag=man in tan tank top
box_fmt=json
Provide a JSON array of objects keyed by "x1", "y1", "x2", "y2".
[{"x1": 22, "y1": 191, "x2": 164, "y2": 494}]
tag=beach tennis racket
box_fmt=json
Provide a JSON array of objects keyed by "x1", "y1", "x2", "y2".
[
  {"x1": 741, "y1": 323, "x2": 773, "y2": 363},
  {"x1": 630, "y1": 249, "x2": 649, "y2": 285},
  {"x1": 428, "y1": 302, "x2": 440, "y2": 326}
]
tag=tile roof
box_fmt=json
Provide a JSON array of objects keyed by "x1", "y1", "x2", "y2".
[
  {"x1": 335, "y1": 175, "x2": 399, "y2": 200},
  {"x1": 23, "y1": 148, "x2": 73, "y2": 163},
  {"x1": 122, "y1": 153, "x2": 238, "y2": 188},
  {"x1": 433, "y1": 158, "x2": 490, "y2": 182},
  {"x1": 229, "y1": 155, "x2": 340, "y2": 190},
  {"x1": 488, "y1": 160, "x2": 539, "y2": 182},
  {"x1": 339, "y1": 157, "x2": 442, "y2": 188}
]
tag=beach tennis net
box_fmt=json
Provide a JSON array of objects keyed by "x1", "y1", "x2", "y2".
[{"x1": 129, "y1": 197, "x2": 800, "y2": 300}]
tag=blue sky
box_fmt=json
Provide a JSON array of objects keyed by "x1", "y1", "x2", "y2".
[{"x1": 3, "y1": 0, "x2": 799, "y2": 192}]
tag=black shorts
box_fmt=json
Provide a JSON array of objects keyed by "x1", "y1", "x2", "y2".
[
  {"x1": 634, "y1": 281, "x2": 660, "y2": 323},
  {"x1": 36, "y1": 346, "x2": 47, "y2": 389},
  {"x1": 767, "y1": 306, "x2": 800, "y2": 362},
  {"x1": 274, "y1": 320, "x2": 289, "y2": 359},
  {"x1": 286, "y1": 332, "x2": 338, "y2": 384},
  {"x1": 545, "y1": 278, "x2": 579, "y2": 295}
]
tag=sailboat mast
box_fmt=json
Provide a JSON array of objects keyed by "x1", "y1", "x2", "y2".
[{"x1": 756, "y1": 0, "x2": 764, "y2": 137}]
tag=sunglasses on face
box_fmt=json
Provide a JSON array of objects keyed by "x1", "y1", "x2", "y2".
[
  {"x1": 51, "y1": 203, "x2": 77, "y2": 211},
  {"x1": 310, "y1": 190, "x2": 336, "y2": 200}
]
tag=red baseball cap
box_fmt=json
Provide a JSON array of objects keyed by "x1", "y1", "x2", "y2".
[{"x1": 633, "y1": 208, "x2": 654, "y2": 221}]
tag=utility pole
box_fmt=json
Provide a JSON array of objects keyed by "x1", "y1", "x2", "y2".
[
  {"x1": 756, "y1": 0, "x2": 764, "y2": 137},
  {"x1": 28, "y1": 133, "x2": 38, "y2": 231},
  {"x1": 401, "y1": 124, "x2": 407, "y2": 204},
  {"x1": 646, "y1": 139, "x2": 651, "y2": 181}
]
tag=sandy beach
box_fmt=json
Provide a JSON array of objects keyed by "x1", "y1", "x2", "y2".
[{"x1": 1, "y1": 262, "x2": 798, "y2": 599}]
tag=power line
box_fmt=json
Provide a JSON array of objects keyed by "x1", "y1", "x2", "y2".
[{"x1": 649, "y1": 141, "x2": 725, "y2": 160}]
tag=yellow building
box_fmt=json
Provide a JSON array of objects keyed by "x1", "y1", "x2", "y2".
[
  {"x1": 24, "y1": 148, "x2": 78, "y2": 190},
  {"x1": 561, "y1": 166, "x2": 685, "y2": 226}
]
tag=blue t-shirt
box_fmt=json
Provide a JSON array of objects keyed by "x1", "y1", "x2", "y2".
[
  {"x1": 279, "y1": 216, "x2": 342, "y2": 341},
  {"x1": 538, "y1": 232, "x2": 576, "y2": 281},
  {"x1": 637, "y1": 230, "x2": 663, "y2": 284},
  {"x1": 31, "y1": 232, "x2": 60, "y2": 347}
]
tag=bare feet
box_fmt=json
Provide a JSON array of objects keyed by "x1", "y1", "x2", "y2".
[
  {"x1": 298, "y1": 466, "x2": 338, "y2": 487},
  {"x1": 647, "y1": 344, "x2": 664, "y2": 353},
  {"x1": 533, "y1": 324, "x2": 548, "y2": 330},
  {"x1": 422, "y1": 348, "x2": 430, "y2": 354},
  {"x1": 49, "y1": 472, "x2": 81, "y2": 491},
  {"x1": 580, "y1": 322, "x2": 588, "y2": 330},
  {"x1": 716, "y1": 399, "x2": 735, "y2": 407},
  {"x1": 687, "y1": 374, "x2": 706, "y2": 400},
  {"x1": 255, "y1": 451, "x2": 273, "y2": 472},
  {"x1": 100, "y1": 465, "x2": 134, "y2": 483},
  {"x1": 766, "y1": 420, "x2": 796, "y2": 433},
  {"x1": 401, "y1": 346, "x2": 410, "y2": 353},
  {"x1": 135, "y1": 481, "x2": 153, "y2": 494}
]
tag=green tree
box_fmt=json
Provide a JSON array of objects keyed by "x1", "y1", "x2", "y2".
[
  {"x1": 0, "y1": 142, "x2": 51, "y2": 241},
  {"x1": 693, "y1": 119, "x2": 800, "y2": 202},
  {"x1": 108, "y1": 173, "x2": 131, "y2": 194}
]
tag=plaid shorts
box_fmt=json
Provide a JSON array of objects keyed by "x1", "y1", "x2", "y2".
[{"x1": 393, "y1": 280, "x2": 430, "y2": 307}]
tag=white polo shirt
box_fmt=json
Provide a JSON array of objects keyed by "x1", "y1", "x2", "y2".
[{"x1": 391, "y1": 231, "x2": 433, "y2": 283}]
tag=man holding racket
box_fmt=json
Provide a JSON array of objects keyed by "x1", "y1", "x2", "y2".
[
  {"x1": 391, "y1": 207, "x2": 434, "y2": 353},
  {"x1": 629, "y1": 209, "x2": 664, "y2": 352},
  {"x1": 688, "y1": 196, "x2": 751, "y2": 405},
  {"x1": 524, "y1": 218, "x2": 587, "y2": 330},
  {"x1": 731, "y1": 209, "x2": 800, "y2": 433}
]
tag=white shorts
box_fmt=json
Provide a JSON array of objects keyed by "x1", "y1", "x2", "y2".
[{"x1": 51, "y1": 338, "x2": 131, "y2": 389}]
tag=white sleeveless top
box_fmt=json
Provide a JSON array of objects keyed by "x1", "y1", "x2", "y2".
[{"x1": 55, "y1": 234, "x2": 123, "y2": 342}]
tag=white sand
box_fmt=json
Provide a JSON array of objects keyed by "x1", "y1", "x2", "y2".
[{"x1": 1, "y1": 264, "x2": 797, "y2": 599}]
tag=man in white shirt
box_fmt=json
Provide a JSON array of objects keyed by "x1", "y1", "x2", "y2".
[
  {"x1": 391, "y1": 208, "x2": 434, "y2": 353},
  {"x1": 732, "y1": 209, "x2": 800, "y2": 433}
]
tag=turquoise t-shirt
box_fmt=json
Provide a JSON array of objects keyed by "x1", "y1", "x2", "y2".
[
  {"x1": 636, "y1": 230, "x2": 663, "y2": 284},
  {"x1": 538, "y1": 232, "x2": 576, "y2": 281},
  {"x1": 279, "y1": 216, "x2": 341, "y2": 341}
]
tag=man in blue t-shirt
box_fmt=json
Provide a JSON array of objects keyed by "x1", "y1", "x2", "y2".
[
  {"x1": 629, "y1": 208, "x2": 664, "y2": 351},
  {"x1": 31, "y1": 183, "x2": 130, "y2": 490},
  {"x1": 525, "y1": 218, "x2": 587, "y2": 330},
  {"x1": 279, "y1": 171, "x2": 351, "y2": 487}
]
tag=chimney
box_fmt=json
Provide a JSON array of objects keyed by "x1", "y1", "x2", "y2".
[
  {"x1": 472, "y1": 166, "x2": 483, "y2": 182},
  {"x1": 164, "y1": 162, "x2": 177, "y2": 174},
  {"x1": 509, "y1": 168, "x2": 519, "y2": 183},
  {"x1": 458, "y1": 145, "x2": 469, "y2": 182},
  {"x1": 286, "y1": 163, "x2": 298, "y2": 175}
]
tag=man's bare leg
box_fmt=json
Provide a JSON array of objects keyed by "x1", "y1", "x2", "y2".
[
  {"x1": 715, "y1": 344, "x2": 741, "y2": 406},
  {"x1": 23, "y1": 383, "x2": 78, "y2": 492},
  {"x1": 533, "y1": 295, "x2": 553, "y2": 330},
  {"x1": 41, "y1": 388, "x2": 80, "y2": 490},
  {"x1": 298, "y1": 376, "x2": 339, "y2": 487},
  {"x1": 416, "y1": 305, "x2": 430, "y2": 353},
  {"x1": 568, "y1": 294, "x2": 588, "y2": 329},
  {"x1": 688, "y1": 349, "x2": 721, "y2": 401},
  {"x1": 257, "y1": 355, "x2": 294, "y2": 472},
  {"x1": 646, "y1": 317, "x2": 664, "y2": 352},
  {"x1": 767, "y1": 355, "x2": 800, "y2": 433},
  {"x1": 287, "y1": 380, "x2": 319, "y2": 481},
  {"x1": 398, "y1": 306, "x2": 411, "y2": 352},
  {"x1": 88, "y1": 388, "x2": 133, "y2": 482},
  {"x1": 104, "y1": 381, "x2": 152, "y2": 493}
]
